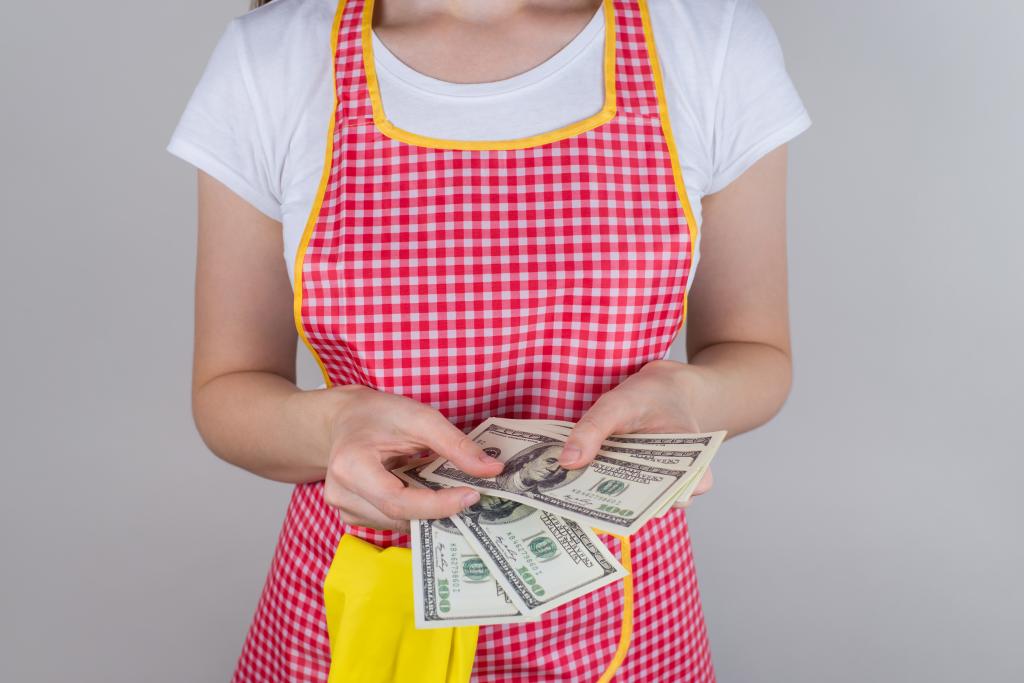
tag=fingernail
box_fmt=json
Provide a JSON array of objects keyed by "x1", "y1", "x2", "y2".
[
  {"x1": 560, "y1": 446, "x2": 582, "y2": 466},
  {"x1": 461, "y1": 491, "x2": 480, "y2": 507},
  {"x1": 477, "y1": 452, "x2": 496, "y2": 464}
]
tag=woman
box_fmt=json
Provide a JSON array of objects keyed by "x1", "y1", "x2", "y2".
[{"x1": 166, "y1": 0, "x2": 810, "y2": 679}]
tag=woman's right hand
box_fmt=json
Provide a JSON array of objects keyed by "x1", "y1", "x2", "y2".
[{"x1": 321, "y1": 385, "x2": 504, "y2": 533}]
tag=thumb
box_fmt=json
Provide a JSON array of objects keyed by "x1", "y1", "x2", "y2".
[
  {"x1": 420, "y1": 413, "x2": 504, "y2": 477},
  {"x1": 560, "y1": 397, "x2": 629, "y2": 469},
  {"x1": 557, "y1": 389, "x2": 634, "y2": 471}
]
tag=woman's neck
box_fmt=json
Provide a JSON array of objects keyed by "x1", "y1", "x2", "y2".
[{"x1": 372, "y1": 0, "x2": 603, "y2": 84}]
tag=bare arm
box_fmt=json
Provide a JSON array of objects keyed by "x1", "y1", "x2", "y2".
[
  {"x1": 678, "y1": 143, "x2": 793, "y2": 436},
  {"x1": 560, "y1": 145, "x2": 794, "y2": 505},
  {"x1": 191, "y1": 169, "x2": 337, "y2": 484},
  {"x1": 189, "y1": 170, "x2": 500, "y2": 530}
]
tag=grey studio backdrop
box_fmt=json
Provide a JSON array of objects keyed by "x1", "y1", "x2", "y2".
[{"x1": 1, "y1": 1, "x2": 1021, "y2": 681}]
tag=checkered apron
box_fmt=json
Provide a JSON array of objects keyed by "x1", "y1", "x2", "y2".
[{"x1": 231, "y1": 0, "x2": 714, "y2": 680}]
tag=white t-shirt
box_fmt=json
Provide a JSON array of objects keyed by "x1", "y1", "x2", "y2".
[{"x1": 166, "y1": 0, "x2": 811, "y2": 289}]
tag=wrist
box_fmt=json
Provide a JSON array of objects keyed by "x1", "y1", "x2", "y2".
[
  {"x1": 641, "y1": 358, "x2": 712, "y2": 423},
  {"x1": 319, "y1": 383, "x2": 369, "y2": 445},
  {"x1": 285, "y1": 383, "x2": 367, "y2": 471}
]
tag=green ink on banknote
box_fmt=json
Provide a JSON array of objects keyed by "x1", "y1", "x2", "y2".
[
  {"x1": 462, "y1": 558, "x2": 490, "y2": 582},
  {"x1": 528, "y1": 537, "x2": 558, "y2": 560},
  {"x1": 594, "y1": 479, "x2": 628, "y2": 496}
]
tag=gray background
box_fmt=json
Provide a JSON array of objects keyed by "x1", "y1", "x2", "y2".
[{"x1": 2, "y1": 1, "x2": 1021, "y2": 681}]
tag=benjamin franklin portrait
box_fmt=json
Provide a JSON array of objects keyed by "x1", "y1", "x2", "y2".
[
  {"x1": 464, "y1": 494, "x2": 536, "y2": 525},
  {"x1": 430, "y1": 516, "x2": 459, "y2": 533},
  {"x1": 494, "y1": 441, "x2": 582, "y2": 495}
]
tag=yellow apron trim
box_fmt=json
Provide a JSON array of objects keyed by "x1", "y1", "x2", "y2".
[
  {"x1": 361, "y1": 0, "x2": 618, "y2": 151},
  {"x1": 594, "y1": 533, "x2": 634, "y2": 682},
  {"x1": 323, "y1": 534, "x2": 479, "y2": 683},
  {"x1": 292, "y1": 0, "x2": 348, "y2": 389},
  {"x1": 636, "y1": 0, "x2": 701, "y2": 339}
]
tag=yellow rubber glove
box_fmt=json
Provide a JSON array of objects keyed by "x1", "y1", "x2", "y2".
[{"x1": 323, "y1": 533, "x2": 479, "y2": 683}]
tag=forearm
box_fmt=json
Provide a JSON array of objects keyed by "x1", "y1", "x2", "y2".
[
  {"x1": 671, "y1": 341, "x2": 793, "y2": 438},
  {"x1": 192, "y1": 371, "x2": 355, "y2": 484}
]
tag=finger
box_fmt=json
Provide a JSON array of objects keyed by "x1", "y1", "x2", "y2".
[
  {"x1": 672, "y1": 469, "x2": 714, "y2": 509},
  {"x1": 341, "y1": 446, "x2": 482, "y2": 520},
  {"x1": 560, "y1": 393, "x2": 638, "y2": 469},
  {"x1": 323, "y1": 478, "x2": 401, "y2": 531},
  {"x1": 409, "y1": 409, "x2": 504, "y2": 478},
  {"x1": 672, "y1": 494, "x2": 696, "y2": 510},
  {"x1": 336, "y1": 489, "x2": 411, "y2": 534},
  {"x1": 692, "y1": 467, "x2": 714, "y2": 496}
]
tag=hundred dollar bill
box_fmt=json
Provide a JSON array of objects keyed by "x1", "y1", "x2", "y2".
[
  {"x1": 397, "y1": 469, "x2": 541, "y2": 628},
  {"x1": 487, "y1": 418, "x2": 724, "y2": 484},
  {"x1": 510, "y1": 420, "x2": 724, "y2": 515},
  {"x1": 495, "y1": 421, "x2": 724, "y2": 468},
  {"x1": 419, "y1": 418, "x2": 708, "y2": 535},
  {"x1": 409, "y1": 517, "x2": 538, "y2": 628},
  {"x1": 396, "y1": 462, "x2": 627, "y2": 616},
  {"x1": 468, "y1": 419, "x2": 725, "y2": 520}
]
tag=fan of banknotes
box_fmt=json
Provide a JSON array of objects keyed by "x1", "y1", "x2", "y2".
[{"x1": 391, "y1": 417, "x2": 726, "y2": 629}]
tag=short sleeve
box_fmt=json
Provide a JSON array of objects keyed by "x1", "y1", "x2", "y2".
[
  {"x1": 165, "y1": 18, "x2": 283, "y2": 221},
  {"x1": 706, "y1": 0, "x2": 812, "y2": 195}
]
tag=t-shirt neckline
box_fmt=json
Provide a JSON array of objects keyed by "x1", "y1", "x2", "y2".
[{"x1": 370, "y1": 5, "x2": 605, "y2": 98}]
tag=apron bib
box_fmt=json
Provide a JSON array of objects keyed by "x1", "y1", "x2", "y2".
[{"x1": 233, "y1": 0, "x2": 714, "y2": 680}]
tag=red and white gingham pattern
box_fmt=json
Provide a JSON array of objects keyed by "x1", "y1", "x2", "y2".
[{"x1": 232, "y1": 0, "x2": 713, "y2": 680}]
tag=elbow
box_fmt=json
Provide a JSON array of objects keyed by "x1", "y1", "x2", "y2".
[
  {"x1": 727, "y1": 341, "x2": 793, "y2": 431},
  {"x1": 190, "y1": 376, "x2": 244, "y2": 470},
  {"x1": 190, "y1": 381, "x2": 223, "y2": 463}
]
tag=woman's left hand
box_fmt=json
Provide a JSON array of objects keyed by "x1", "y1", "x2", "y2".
[{"x1": 559, "y1": 359, "x2": 714, "y2": 509}]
